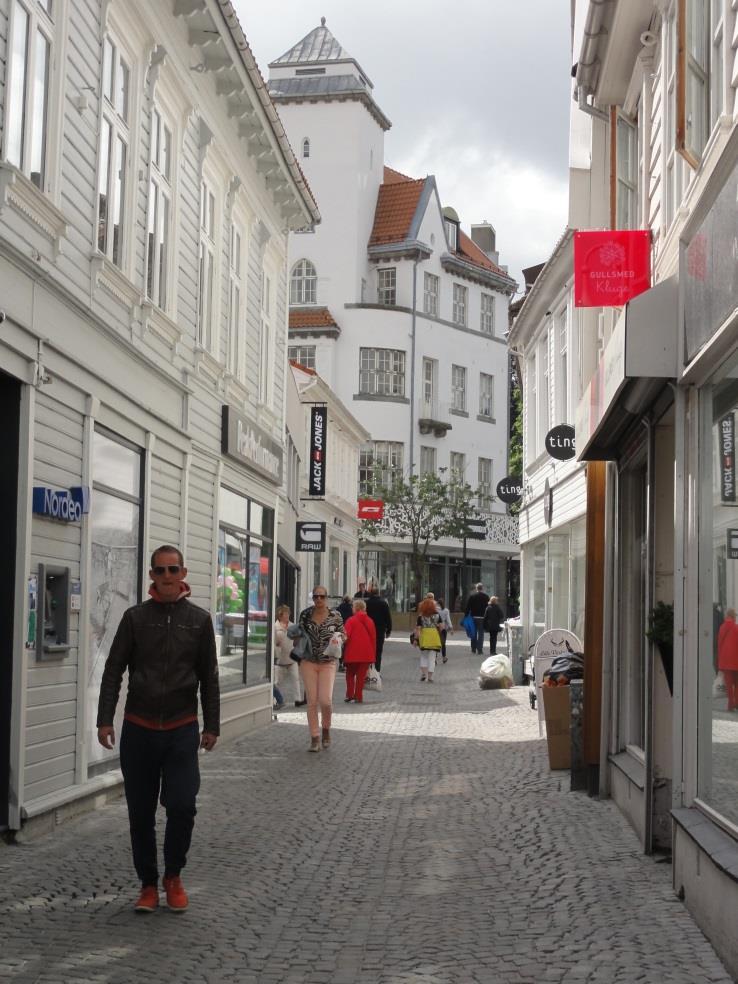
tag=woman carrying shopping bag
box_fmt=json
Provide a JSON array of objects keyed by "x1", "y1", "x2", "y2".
[
  {"x1": 416, "y1": 597, "x2": 443, "y2": 682},
  {"x1": 343, "y1": 599, "x2": 376, "y2": 703},
  {"x1": 297, "y1": 586, "x2": 345, "y2": 752}
]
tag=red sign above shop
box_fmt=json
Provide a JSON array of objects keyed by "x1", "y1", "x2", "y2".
[
  {"x1": 574, "y1": 230, "x2": 651, "y2": 307},
  {"x1": 357, "y1": 499, "x2": 384, "y2": 521}
]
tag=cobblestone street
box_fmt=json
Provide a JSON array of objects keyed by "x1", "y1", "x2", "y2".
[{"x1": 0, "y1": 639, "x2": 733, "y2": 984}]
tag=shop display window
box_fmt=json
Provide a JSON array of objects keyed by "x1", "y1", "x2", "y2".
[{"x1": 698, "y1": 362, "x2": 738, "y2": 829}]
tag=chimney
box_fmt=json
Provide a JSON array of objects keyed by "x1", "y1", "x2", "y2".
[{"x1": 471, "y1": 222, "x2": 499, "y2": 265}]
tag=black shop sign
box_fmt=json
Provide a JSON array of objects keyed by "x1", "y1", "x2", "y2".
[
  {"x1": 496, "y1": 476, "x2": 523, "y2": 504},
  {"x1": 308, "y1": 406, "x2": 327, "y2": 497},
  {"x1": 545, "y1": 424, "x2": 576, "y2": 461}
]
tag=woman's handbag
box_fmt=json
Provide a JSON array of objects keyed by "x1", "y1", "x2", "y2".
[
  {"x1": 418, "y1": 625, "x2": 442, "y2": 650},
  {"x1": 286, "y1": 624, "x2": 310, "y2": 662}
]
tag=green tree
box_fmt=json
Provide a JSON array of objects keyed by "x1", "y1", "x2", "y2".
[
  {"x1": 360, "y1": 471, "x2": 483, "y2": 599},
  {"x1": 508, "y1": 357, "x2": 523, "y2": 515}
]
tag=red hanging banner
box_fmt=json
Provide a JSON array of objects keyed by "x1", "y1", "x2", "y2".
[
  {"x1": 357, "y1": 499, "x2": 384, "y2": 520},
  {"x1": 574, "y1": 230, "x2": 651, "y2": 307}
]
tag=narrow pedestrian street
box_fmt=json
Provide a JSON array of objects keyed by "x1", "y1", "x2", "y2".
[{"x1": 0, "y1": 639, "x2": 732, "y2": 984}]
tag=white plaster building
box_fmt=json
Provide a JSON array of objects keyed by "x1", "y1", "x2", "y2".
[
  {"x1": 268, "y1": 20, "x2": 518, "y2": 612},
  {"x1": 0, "y1": 0, "x2": 319, "y2": 834}
]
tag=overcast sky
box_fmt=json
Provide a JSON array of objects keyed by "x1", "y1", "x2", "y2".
[{"x1": 234, "y1": 1, "x2": 572, "y2": 292}]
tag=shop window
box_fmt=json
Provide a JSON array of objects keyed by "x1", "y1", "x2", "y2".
[
  {"x1": 329, "y1": 545, "x2": 340, "y2": 598},
  {"x1": 87, "y1": 426, "x2": 143, "y2": 776},
  {"x1": 618, "y1": 455, "x2": 648, "y2": 751},
  {"x1": 548, "y1": 534, "x2": 570, "y2": 630},
  {"x1": 698, "y1": 366, "x2": 738, "y2": 829},
  {"x1": 216, "y1": 487, "x2": 273, "y2": 691}
]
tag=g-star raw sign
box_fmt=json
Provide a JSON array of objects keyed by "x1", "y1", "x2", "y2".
[
  {"x1": 33, "y1": 485, "x2": 90, "y2": 523},
  {"x1": 308, "y1": 406, "x2": 327, "y2": 497},
  {"x1": 496, "y1": 476, "x2": 523, "y2": 504},
  {"x1": 545, "y1": 425, "x2": 576, "y2": 461},
  {"x1": 357, "y1": 499, "x2": 384, "y2": 520},
  {"x1": 574, "y1": 230, "x2": 651, "y2": 307},
  {"x1": 221, "y1": 406, "x2": 283, "y2": 485},
  {"x1": 296, "y1": 521, "x2": 326, "y2": 552},
  {"x1": 720, "y1": 414, "x2": 736, "y2": 503}
]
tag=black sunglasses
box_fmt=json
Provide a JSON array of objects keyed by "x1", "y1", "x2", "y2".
[
  {"x1": 312, "y1": 593, "x2": 327, "y2": 599},
  {"x1": 152, "y1": 565, "x2": 182, "y2": 575}
]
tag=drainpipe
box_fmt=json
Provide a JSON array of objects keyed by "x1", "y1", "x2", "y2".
[
  {"x1": 644, "y1": 414, "x2": 656, "y2": 854},
  {"x1": 409, "y1": 256, "x2": 419, "y2": 476}
]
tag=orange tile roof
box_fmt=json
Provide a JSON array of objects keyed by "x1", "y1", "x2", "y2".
[
  {"x1": 369, "y1": 176, "x2": 425, "y2": 246},
  {"x1": 458, "y1": 230, "x2": 510, "y2": 279},
  {"x1": 383, "y1": 165, "x2": 416, "y2": 185},
  {"x1": 289, "y1": 307, "x2": 338, "y2": 329}
]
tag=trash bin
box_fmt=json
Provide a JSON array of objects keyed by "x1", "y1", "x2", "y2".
[{"x1": 505, "y1": 618, "x2": 524, "y2": 685}]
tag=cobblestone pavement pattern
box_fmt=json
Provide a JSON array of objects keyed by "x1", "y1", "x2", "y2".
[{"x1": 1, "y1": 639, "x2": 734, "y2": 984}]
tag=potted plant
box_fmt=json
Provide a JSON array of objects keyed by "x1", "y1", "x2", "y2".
[{"x1": 646, "y1": 601, "x2": 674, "y2": 695}]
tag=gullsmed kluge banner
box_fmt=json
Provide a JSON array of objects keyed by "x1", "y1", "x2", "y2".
[
  {"x1": 308, "y1": 405, "x2": 327, "y2": 497},
  {"x1": 573, "y1": 230, "x2": 651, "y2": 307}
]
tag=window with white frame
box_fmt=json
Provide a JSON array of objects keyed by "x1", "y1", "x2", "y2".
[
  {"x1": 710, "y1": 0, "x2": 724, "y2": 132},
  {"x1": 424, "y1": 272, "x2": 439, "y2": 316},
  {"x1": 556, "y1": 309, "x2": 568, "y2": 423},
  {"x1": 478, "y1": 457, "x2": 493, "y2": 510},
  {"x1": 359, "y1": 441, "x2": 404, "y2": 493},
  {"x1": 228, "y1": 220, "x2": 244, "y2": 378},
  {"x1": 665, "y1": 6, "x2": 683, "y2": 228},
  {"x1": 259, "y1": 272, "x2": 272, "y2": 404},
  {"x1": 97, "y1": 32, "x2": 131, "y2": 266},
  {"x1": 290, "y1": 258, "x2": 317, "y2": 305},
  {"x1": 445, "y1": 219, "x2": 458, "y2": 251},
  {"x1": 197, "y1": 179, "x2": 216, "y2": 351},
  {"x1": 450, "y1": 451, "x2": 466, "y2": 482},
  {"x1": 451, "y1": 364, "x2": 467, "y2": 412},
  {"x1": 538, "y1": 334, "x2": 550, "y2": 453},
  {"x1": 288, "y1": 345, "x2": 316, "y2": 369},
  {"x1": 359, "y1": 348, "x2": 405, "y2": 396},
  {"x1": 452, "y1": 283, "x2": 467, "y2": 326},
  {"x1": 422, "y1": 357, "x2": 436, "y2": 410},
  {"x1": 420, "y1": 445, "x2": 436, "y2": 477},
  {"x1": 480, "y1": 292, "x2": 495, "y2": 334},
  {"x1": 528, "y1": 352, "x2": 537, "y2": 460},
  {"x1": 377, "y1": 267, "x2": 396, "y2": 305},
  {"x1": 5, "y1": 0, "x2": 53, "y2": 190},
  {"x1": 678, "y1": 0, "x2": 709, "y2": 166},
  {"x1": 616, "y1": 114, "x2": 638, "y2": 230},
  {"x1": 479, "y1": 373, "x2": 494, "y2": 419},
  {"x1": 146, "y1": 106, "x2": 173, "y2": 310}
]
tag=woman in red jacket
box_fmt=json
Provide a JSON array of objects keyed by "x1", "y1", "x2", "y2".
[
  {"x1": 343, "y1": 600, "x2": 377, "y2": 704},
  {"x1": 718, "y1": 608, "x2": 738, "y2": 711}
]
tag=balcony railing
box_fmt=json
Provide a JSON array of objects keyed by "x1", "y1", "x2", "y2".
[{"x1": 417, "y1": 398, "x2": 452, "y2": 436}]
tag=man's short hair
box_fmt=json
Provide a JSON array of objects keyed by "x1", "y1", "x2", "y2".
[
  {"x1": 475, "y1": 583, "x2": 484, "y2": 591},
  {"x1": 151, "y1": 544, "x2": 184, "y2": 568}
]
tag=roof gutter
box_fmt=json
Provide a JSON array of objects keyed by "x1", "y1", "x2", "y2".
[
  {"x1": 574, "y1": 0, "x2": 612, "y2": 118},
  {"x1": 215, "y1": 0, "x2": 321, "y2": 227}
]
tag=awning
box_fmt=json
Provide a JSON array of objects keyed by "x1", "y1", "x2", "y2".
[{"x1": 575, "y1": 277, "x2": 678, "y2": 461}]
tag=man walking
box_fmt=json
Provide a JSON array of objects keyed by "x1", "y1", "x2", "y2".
[
  {"x1": 365, "y1": 586, "x2": 392, "y2": 673},
  {"x1": 97, "y1": 545, "x2": 220, "y2": 914},
  {"x1": 483, "y1": 595, "x2": 506, "y2": 655},
  {"x1": 464, "y1": 582, "x2": 490, "y2": 656}
]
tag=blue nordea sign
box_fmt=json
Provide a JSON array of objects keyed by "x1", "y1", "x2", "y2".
[{"x1": 33, "y1": 486, "x2": 90, "y2": 523}]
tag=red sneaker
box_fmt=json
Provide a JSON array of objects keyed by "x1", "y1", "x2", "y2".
[
  {"x1": 134, "y1": 884, "x2": 159, "y2": 913},
  {"x1": 162, "y1": 875, "x2": 188, "y2": 912}
]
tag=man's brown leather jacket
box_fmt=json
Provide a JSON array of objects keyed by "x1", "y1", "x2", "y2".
[{"x1": 96, "y1": 598, "x2": 220, "y2": 734}]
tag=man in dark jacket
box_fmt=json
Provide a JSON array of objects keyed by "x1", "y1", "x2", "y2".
[
  {"x1": 483, "y1": 596, "x2": 506, "y2": 655},
  {"x1": 97, "y1": 545, "x2": 220, "y2": 915},
  {"x1": 365, "y1": 586, "x2": 392, "y2": 672},
  {"x1": 464, "y1": 583, "x2": 490, "y2": 655}
]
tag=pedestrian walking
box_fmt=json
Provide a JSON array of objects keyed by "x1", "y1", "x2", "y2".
[
  {"x1": 274, "y1": 605, "x2": 305, "y2": 706},
  {"x1": 353, "y1": 579, "x2": 371, "y2": 600},
  {"x1": 717, "y1": 607, "x2": 738, "y2": 712},
  {"x1": 343, "y1": 600, "x2": 376, "y2": 703},
  {"x1": 416, "y1": 597, "x2": 443, "y2": 682},
  {"x1": 337, "y1": 594, "x2": 354, "y2": 622},
  {"x1": 464, "y1": 583, "x2": 490, "y2": 655},
  {"x1": 436, "y1": 596, "x2": 453, "y2": 663},
  {"x1": 483, "y1": 596, "x2": 505, "y2": 655},
  {"x1": 298, "y1": 585, "x2": 345, "y2": 752},
  {"x1": 96, "y1": 545, "x2": 220, "y2": 914},
  {"x1": 366, "y1": 585, "x2": 392, "y2": 673}
]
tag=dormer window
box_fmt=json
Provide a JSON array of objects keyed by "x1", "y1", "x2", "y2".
[
  {"x1": 302, "y1": 137, "x2": 310, "y2": 159},
  {"x1": 442, "y1": 206, "x2": 460, "y2": 253}
]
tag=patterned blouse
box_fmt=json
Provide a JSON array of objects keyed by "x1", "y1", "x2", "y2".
[{"x1": 298, "y1": 606, "x2": 345, "y2": 663}]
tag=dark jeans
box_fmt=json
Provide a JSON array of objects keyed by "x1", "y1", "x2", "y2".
[
  {"x1": 120, "y1": 719, "x2": 200, "y2": 886},
  {"x1": 472, "y1": 617, "x2": 484, "y2": 654},
  {"x1": 440, "y1": 628, "x2": 448, "y2": 659},
  {"x1": 375, "y1": 635, "x2": 386, "y2": 673}
]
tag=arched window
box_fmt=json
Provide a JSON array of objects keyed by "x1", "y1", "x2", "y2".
[
  {"x1": 302, "y1": 137, "x2": 310, "y2": 159},
  {"x1": 290, "y1": 259, "x2": 317, "y2": 305}
]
